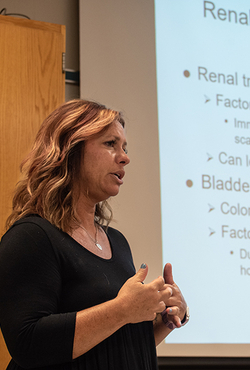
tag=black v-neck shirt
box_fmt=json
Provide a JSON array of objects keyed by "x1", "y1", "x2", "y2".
[{"x1": 0, "y1": 216, "x2": 158, "y2": 370}]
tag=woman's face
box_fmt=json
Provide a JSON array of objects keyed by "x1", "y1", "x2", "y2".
[{"x1": 79, "y1": 120, "x2": 130, "y2": 204}]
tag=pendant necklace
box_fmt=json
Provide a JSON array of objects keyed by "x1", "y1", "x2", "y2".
[{"x1": 76, "y1": 222, "x2": 103, "y2": 251}]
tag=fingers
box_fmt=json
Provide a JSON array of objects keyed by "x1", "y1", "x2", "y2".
[
  {"x1": 168, "y1": 315, "x2": 182, "y2": 328},
  {"x1": 139, "y1": 275, "x2": 172, "y2": 317},
  {"x1": 164, "y1": 307, "x2": 182, "y2": 328},
  {"x1": 163, "y1": 263, "x2": 174, "y2": 285},
  {"x1": 135, "y1": 263, "x2": 148, "y2": 283},
  {"x1": 118, "y1": 265, "x2": 172, "y2": 323},
  {"x1": 149, "y1": 275, "x2": 165, "y2": 290},
  {"x1": 164, "y1": 284, "x2": 187, "y2": 324},
  {"x1": 159, "y1": 286, "x2": 173, "y2": 307},
  {"x1": 157, "y1": 301, "x2": 167, "y2": 315},
  {"x1": 161, "y1": 264, "x2": 188, "y2": 327},
  {"x1": 118, "y1": 264, "x2": 187, "y2": 326},
  {"x1": 166, "y1": 306, "x2": 179, "y2": 317}
]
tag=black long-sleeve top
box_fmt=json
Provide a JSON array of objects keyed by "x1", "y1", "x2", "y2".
[{"x1": 0, "y1": 216, "x2": 158, "y2": 370}]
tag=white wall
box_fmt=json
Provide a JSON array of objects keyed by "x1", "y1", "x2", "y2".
[{"x1": 79, "y1": 0, "x2": 162, "y2": 284}]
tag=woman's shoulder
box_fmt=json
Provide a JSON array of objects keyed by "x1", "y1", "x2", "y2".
[
  {"x1": 0, "y1": 215, "x2": 66, "y2": 257},
  {"x1": 4, "y1": 215, "x2": 64, "y2": 237},
  {"x1": 106, "y1": 226, "x2": 132, "y2": 253},
  {"x1": 11, "y1": 214, "x2": 55, "y2": 229},
  {"x1": 106, "y1": 226, "x2": 128, "y2": 242}
]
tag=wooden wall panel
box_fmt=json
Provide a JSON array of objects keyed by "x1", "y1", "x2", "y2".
[{"x1": 0, "y1": 15, "x2": 65, "y2": 369}]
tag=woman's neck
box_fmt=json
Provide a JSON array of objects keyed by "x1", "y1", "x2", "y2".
[{"x1": 74, "y1": 193, "x2": 97, "y2": 231}]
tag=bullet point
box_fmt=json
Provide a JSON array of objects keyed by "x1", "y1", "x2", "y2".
[
  {"x1": 204, "y1": 95, "x2": 210, "y2": 103},
  {"x1": 208, "y1": 204, "x2": 214, "y2": 212},
  {"x1": 230, "y1": 251, "x2": 234, "y2": 255},
  {"x1": 183, "y1": 70, "x2": 190, "y2": 78},
  {"x1": 225, "y1": 119, "x2": 228, "y2": 123},
  {"x1": 207, "y1": 153, "x2": 213, "y2": 161},
  {"x1": 186, "y1": 179, "x2": 193, "y2": 188},
  {"x1": 209, "y1": 228, "x2": 215, "y2": 236}
]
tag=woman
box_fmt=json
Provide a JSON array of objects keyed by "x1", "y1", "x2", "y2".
[{"x1": 0, "y1": 100, "x2": 188, "y2": 370}]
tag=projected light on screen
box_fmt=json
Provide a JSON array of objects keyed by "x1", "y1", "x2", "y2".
[{"x1": 155, "y1": 0, "x2": 250, "y2": 346}]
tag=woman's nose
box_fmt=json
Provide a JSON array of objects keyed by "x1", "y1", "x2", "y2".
[{"x1": 117, "y1": 149, "x2": 130, "y2": 165}]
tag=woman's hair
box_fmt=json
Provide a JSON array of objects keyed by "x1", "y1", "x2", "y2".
[{"x1": 6, "y1": 99, "x2": 125, "y2": 232}]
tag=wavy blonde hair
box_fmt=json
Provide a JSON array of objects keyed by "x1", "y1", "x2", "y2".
[{"x1": 6, "y1": 99, "x2": 125, "y2": 232}]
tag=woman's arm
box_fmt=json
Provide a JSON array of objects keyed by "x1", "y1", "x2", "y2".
[
  {"x1": 153, "y1": 313, "x2": 172, "y2": 346},
  {"x1": 0, "y1": 224, "x2": 76, "y2": 368}
]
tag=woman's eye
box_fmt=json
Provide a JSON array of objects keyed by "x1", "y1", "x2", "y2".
[
  {"x1": 123, "y1": 147, "x2": 128, "y2": 154},
  {"x1": 106, "y1": 140, "x2": 116, "y2": 147}
]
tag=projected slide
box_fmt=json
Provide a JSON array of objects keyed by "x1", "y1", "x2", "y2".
[{"x1": 155, "y1": 0, "x2": 250, "y2": 343}]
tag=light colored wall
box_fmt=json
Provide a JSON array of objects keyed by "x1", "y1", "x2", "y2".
[
  {"x1": 0, "y1": 0, "x2": 80, "y2": 100},
  {"x1": 79, "y1": 0, "x2": 162, "y2": 285}
]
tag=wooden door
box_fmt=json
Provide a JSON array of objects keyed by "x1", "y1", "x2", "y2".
[{"x1": 0, "y1": 15, "x2": 65, "y2": 369}]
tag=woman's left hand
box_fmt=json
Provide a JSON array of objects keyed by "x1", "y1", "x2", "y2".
[{"x1": 161, "y1": 263, "x2": 187, "y2": 328}]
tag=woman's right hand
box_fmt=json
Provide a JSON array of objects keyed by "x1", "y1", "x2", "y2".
[
  {"x1": 117, "y1": 264, "x2": 172, "y2": 324},
  {"x1": 73, "y1": 264, "x2": 172, "y2": 359}
]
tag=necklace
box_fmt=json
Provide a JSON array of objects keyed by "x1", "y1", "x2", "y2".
[{"x1": 76, "y1": 222, "x2": 103, "y2": 251}]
